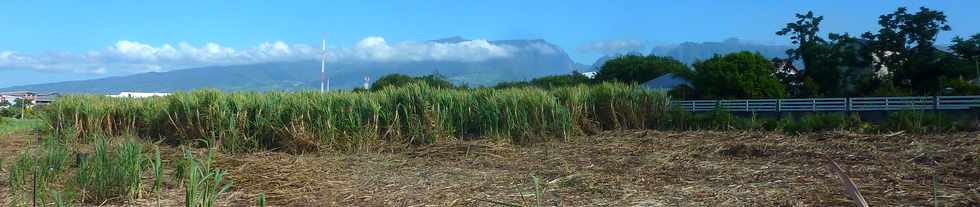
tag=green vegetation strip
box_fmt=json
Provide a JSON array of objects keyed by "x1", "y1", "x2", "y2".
[
  {"x1": 0, "y1": 118, "x2": 41, "y2": 135},
  {"x1": 41, "y1": 82, "x2": 670, "y2": 152}
]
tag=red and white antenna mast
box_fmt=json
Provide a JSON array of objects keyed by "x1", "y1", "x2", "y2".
[{"x1": 320, "y1": 33, "x2": 327, "y2": 92}]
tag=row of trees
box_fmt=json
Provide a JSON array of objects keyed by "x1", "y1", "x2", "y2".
[
  {"x1": 595, "y1": 52, "x2": 786, "y2": 99},
  {"x1": 599, "y1": 7, "x2": 979, "y2": 99},
  {"x1": 776, "y1": 7, "x2": 978, "y2": 98},
  {"x1": 0, "y1": 99, "x2": 30, "y2": 118},
  {"x1": 368, "y1": 7, "x2": 977, "y2": 99}
]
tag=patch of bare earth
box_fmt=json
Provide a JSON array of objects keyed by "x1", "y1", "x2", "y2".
[{"x1": 2, "y1": 130, "x2": 979, "y2": 206}]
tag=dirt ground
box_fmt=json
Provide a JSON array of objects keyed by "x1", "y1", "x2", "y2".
[{"x1": 2, "y1": 130, "x2": 979, "y2": 206}]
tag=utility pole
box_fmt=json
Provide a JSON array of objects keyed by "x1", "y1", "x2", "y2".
[
  {"x1": 321, "y1": 33, "x2": 327, "y2": 93},
  {"x1": 974, "y1": 56, "x2": 978, "y2": 87}
]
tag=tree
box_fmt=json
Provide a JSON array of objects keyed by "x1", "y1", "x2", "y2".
[
  {"x1": 777, "y1": 11, "x2": 825, "y2": 71},
  {"x1": 951, "y1": 33, "x2": 980, "y2": 81},
  {"x1": 825, "y1": 33, "x2": 876, "y2": 97},
  {"x1": 687, "y1": 52, "x2": 785, "y2": 99},
  {"x1": 861, "y1": 7, "x2": 952, "y2": 94},
  {"x1": 595, "y1": 55, "x2": 688, "y2": 84},
  {"x1": 494, "y1": 72, "x2": 591, "y2": 89},
  {"x1": 370, "y1": 73, "x2": 455, "y2": 91},
  {"x1": 777, "y1": 11, "x2": 846, "y2": 97}
]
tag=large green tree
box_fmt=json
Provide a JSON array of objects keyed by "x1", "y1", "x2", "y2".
[
  {"x1": 775, "y1": 11, "x2": 840, "y2": 97},
  {"x1": 861, "y1": 7, "x2": 952, "y2": 94},
  {"x1": 776, "y1": 11, "x2": 825, "y2": 71},
  {"x1": 688, "y1": 52, "x2": 785, "y2": 99},
  {"x1": 951, "y1": 33, "x2": 980, "y2": 81},
  {"x1": 595, "y1": 55, "x2": 688, "y2": 84}
]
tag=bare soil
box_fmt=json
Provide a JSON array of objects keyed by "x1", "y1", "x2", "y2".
[{"x1": 2, "y1": 130, "x2": 979, "y2": 206}]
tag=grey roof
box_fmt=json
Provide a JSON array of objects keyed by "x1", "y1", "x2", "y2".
[{"x1": 641, "y1": 73, "x2": 690, "y2": 89}]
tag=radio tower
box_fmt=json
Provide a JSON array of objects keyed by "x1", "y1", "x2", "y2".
[
  {"x1": 320, "y1": 33, "x2": 327, "y2": 92},
  {"x1": 363, "y1": 76, "x2": 371, "y2": 90}
]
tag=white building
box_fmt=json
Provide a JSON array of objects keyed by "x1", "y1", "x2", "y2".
[{"x1": 581, "y1": 71, "x2": 598, "y2": 79}]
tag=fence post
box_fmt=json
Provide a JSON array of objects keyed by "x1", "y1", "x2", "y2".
[
  {"x1": 776, "y1": 99, "x2": 782, "y2": 112},
  {"x1": 845, "y1": 98, "x2": 851, "y2": 112},
  {"x1": 933, "y1": 96, "x2": 939, "y2": 111},
  {"x1": 745, "y1": 100, "x2": 749, "y2": 112},
  {"x1": 885, "y1": 98, "x2": 890, "y2": 111},
  {"x1": 811, "y1": 99, "x2": 816, "y2": 112}
]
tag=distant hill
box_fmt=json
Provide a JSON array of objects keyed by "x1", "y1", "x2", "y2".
[
  {"x1": 2, "y1": 37, "x2": 585, "y2": 94},
  {"x1": 649, "y1": 38, "x2": 791, "y2": 64}
]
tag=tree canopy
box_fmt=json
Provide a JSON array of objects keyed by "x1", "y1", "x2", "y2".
[
  {"x1": 495, "y1": 71, "x2": 591, "y2": 89},
  {"x1": 774, "y1": 7, "x2": 973, "y2": 97},
  {"x1": 862, "y1": 7, "x2": 953, "y2": 94},
  {"x1": 595, "y1": 55, "x2": 688, "y2": 84},
  {"x1": 370, "y1": 74, "x2": 456, "y2": 91},
  {"x1": 686, "y1": 52, "x2": 785, "y2": 99},
  {"x1": 951, "y1": 33, "x2": 980, "y2": 79}
]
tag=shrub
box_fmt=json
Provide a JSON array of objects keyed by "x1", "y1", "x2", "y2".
[
  {"x1": 494, "y1": 72, "x2": 592, "y2": 89},
  {"x1": 879, "y1": 110, "x2": 957, "y2": 133},
  {"x1": 781, "y1": 113, "x2": 850, "y2": 133}
]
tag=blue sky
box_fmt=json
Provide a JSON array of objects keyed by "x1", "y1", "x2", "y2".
[{"x1": 1, "y1": 0, "x2": 978, "y2": 87}]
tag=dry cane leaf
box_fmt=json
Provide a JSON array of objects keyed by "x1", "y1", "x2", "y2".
[{"x1": 826, "y1": 158, "x2": 869, "y2": 207}]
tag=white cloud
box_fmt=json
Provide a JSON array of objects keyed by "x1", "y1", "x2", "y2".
[
  {"x1": 346, "y1": 37, "x2": 514, "y2": 62},
  {"x1": 0, "y1": 37, "x2": 522, "y2": 75},
  {"x1": 578, "y1": 40, "x2": 645, "y2": 54}
]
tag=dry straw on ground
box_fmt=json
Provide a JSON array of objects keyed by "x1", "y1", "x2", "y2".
[{"x1": 3, "y1": 129, "x2": 978, "y2": 206}]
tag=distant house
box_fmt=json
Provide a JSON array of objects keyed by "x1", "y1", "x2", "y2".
[
  {"x1": 35, "y1": 94, "x2": 59, "y2": 105},
  {"x1": 641, "y1": 73, "x2": 690, "y2": 91},
  {"x1": 0, "y1": 95, "x2": 17, "y2": 108},
  {"x1": 109, "y1": 92, "x2": 170, "y2": 98},
  {"x1": 580, "y1": 71, "x2": 598, "y2": 79},
  {"x1": 772, "y1": 59, "x2": 800, "y2": 76},
  {"x1": 0, "y1": 91, "x2": 59, "y2": 106}
]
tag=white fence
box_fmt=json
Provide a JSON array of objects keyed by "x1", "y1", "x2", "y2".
[{"x1": 672, "y1": 96, "x2": 980, "y2": 112}]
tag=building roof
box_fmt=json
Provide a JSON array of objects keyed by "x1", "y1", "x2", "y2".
[
  {"x1": 0, "y1": 91, "x2": 37, "y2": 96},
  {"x1": 641, "y1": 73, "x2": 690, "y2": 89}
]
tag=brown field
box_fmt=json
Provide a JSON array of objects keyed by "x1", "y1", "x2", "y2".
[{"x1": 2, "y1": 130, "x2": 979, "y2": 206}]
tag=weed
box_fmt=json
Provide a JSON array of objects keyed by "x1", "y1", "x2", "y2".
[
  {"x1": 182, "y1": 143, "x2": 233, "y2": 207},
  {"x1": 75, "y1": 137, "x2": 147, "y2": 203},
  {"x1": 258, "y1": 193, "x2": 266, "y2": 207}
]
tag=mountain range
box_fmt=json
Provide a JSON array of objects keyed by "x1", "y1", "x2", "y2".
[
  {"x1": 589, "y1": 38, "x2": 791, "y2": 70},
  {"x1": 649, "y1": 38, "x2": 791, "y2": 64},
  {"x1": 3, "y1": 37, "x2": 793, "y2": 94}
]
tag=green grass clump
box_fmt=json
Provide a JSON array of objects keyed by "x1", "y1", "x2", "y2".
[
  {"x1": 5, "y1": 136, "x2": 77, "y2": 206},
  {"x1": 878, "y1": 110, "x2": 971, "y2": 133},
  {"x1": 179, "y1": 144, "x2": 232, "y2": 207},
  {"x1": 75, "y1": 138, "x2": 147, "y2": 203},
  {"x1": 782, "y1": 113, "x2": 852, "y2": 133}
]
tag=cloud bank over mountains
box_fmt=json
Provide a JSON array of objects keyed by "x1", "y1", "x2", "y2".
[
  {"x1": 578, "y1": 40, "x2": 645, "y2": 55},
  {"x1": 0, "y1": 37, "x2": 530, "y2": 75}
]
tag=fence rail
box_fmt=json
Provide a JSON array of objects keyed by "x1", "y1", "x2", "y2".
[{"x1": 672, "y1": 96, "x2": 980, "y2": 112}]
